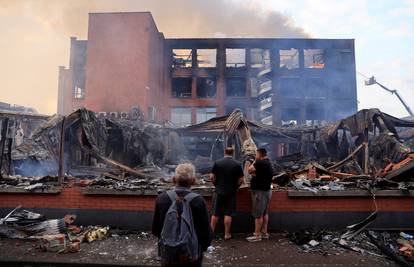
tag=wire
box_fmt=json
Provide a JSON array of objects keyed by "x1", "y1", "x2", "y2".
[{"x1": 356, "y1": 71, "x2": 370, "y2": 79}]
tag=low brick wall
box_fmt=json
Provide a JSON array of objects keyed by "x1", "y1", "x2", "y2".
[{"x1": 0, "y1": 185, "x2": 413, "y2": 231}]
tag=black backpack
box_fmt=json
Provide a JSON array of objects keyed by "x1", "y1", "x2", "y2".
[{"x1": 159, "y1": 189, "x2": 201, "y2": 264}]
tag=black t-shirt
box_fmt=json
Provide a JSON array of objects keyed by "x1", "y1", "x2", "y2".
[
  {"x1": 250, "y1": 158, "x2": 273, "y2": 191},
  {"x1": 211, "y1": 157, "x2": 244, "y2": 195}
]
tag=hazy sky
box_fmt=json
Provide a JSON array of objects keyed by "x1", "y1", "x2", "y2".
[{"x1": 0, "y1": 0, "x2": 413, "y2": 117}]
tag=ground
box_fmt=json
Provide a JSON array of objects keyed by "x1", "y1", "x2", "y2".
[{"x1": 0, "y1": 233, "x2": 399, "y2": 267}]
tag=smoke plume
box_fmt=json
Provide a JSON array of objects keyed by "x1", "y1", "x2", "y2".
[{"x1": 0, "y1": 0, "x2": 309, "y2": 114}]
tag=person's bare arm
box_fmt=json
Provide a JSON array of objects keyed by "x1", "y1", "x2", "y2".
[
  {"x1": 238, "y1": 176, "x2": 244, "y2": 187},
  {"x1": 210, "y1": 173, "x2": 216, "y2": 184},
  {"x1": 248, "y1": 161, "x2": 256, "y2": 174}
]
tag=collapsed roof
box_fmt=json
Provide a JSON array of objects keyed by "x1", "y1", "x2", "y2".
[{"x1": 2, "y1": 107, "x2": 414, "y2": 188}]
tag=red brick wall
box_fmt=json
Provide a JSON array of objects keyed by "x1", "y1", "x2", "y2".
[
  {"x1": 1, "y1": 186, "x2": 414, "y2": 213},
  {"x1": 84, "y1": 12, "x2": 165, "y2": 120}
]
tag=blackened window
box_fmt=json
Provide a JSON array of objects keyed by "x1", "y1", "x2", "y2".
[
  {"x1": 172, "y1": 78, "x2": 192, "y2": 98},
  {"x1": 226, "y1": 78, "x2": 246, "y2": 97},
  {"x1": 280, "y1": 49, "x2": 299, "y2": 70},
  {"x1": 304, "y1": 49, "x2": 325, "y2": 69},
  {"x1": 172, "y1": 49, "x2": 192, "y2": 68},
  {"x1": 251, "y1": 48, "x2": 270, "y2": 68},
  {"x1": 196, "y1": 78, "x2": 216, "y2": 98}
]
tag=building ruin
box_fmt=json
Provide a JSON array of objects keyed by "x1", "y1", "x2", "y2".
[{"x1": 58, "y1": 12, "x2": 357, "y2": 128}]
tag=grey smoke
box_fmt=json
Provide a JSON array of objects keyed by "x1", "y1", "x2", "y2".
[
  {"x1": 0, "y1": 0, "x2": 310, "y2": 115},
  {"x1": 0, "y1": 0, "x2": 310, "y2": 38}
]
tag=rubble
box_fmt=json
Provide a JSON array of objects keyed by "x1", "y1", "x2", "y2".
[
  {"x1": 0, "y1": 206, "x2": 109, "y2": 253},
  {"x1": 0, "y1": 107, "x2": 414, "y2": 194},
  {"x1": 289, "y1": 229, "x2": 414, "y2": 266}
]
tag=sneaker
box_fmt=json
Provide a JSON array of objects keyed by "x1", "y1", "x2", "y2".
[
  {"x1": 261, "y1": 233, "x2": 270, "y2": 239},
  {"x1": 246, "y1": 234, "x2": 262, "y2": 242}
]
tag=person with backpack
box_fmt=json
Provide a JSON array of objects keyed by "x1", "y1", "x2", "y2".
[
  {"x1": 210, "y1": 147, "x2": 244, "y2": 240},
  {"x1": 152, "y1": 163, "x2": 213, "y2": 267},
  {"x1": 246, "y1": 148, "x2": 273, "y2": 242}
]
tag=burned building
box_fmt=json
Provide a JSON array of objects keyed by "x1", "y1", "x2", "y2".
[{"x1": 58, "y1": 12, "x2": 357, "y2": 127}]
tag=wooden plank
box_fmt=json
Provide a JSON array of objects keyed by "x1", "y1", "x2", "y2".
[
  {"x1": 97, "y1": 155, "x2": 157, "y2": 180},
  {"x1": 327, "y1": 143, "x2": 365, "y2": 171}
]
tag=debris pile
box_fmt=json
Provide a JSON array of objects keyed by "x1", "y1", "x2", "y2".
[
  {"x1": 1, "y1": 108, "x2": 414, "y2": 194},
  {"x1": 289, "y1": 230, "x2": 414, "y2": 265},
  {"x1": 0, "y1": 175, "x2": 59, "y2": 191},
  {"x1": 0, "y1": 206, "x2": 108, "y2": 253}
]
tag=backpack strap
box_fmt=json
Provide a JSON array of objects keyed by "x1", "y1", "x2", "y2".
[
  {"x1": 166, "y1": 189, "x2": 177, "y2": 202},
  {"x1": 184, "y1": 192, "x2": 199, "y2": 203}
]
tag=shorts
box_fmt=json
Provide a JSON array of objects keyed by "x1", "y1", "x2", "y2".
[
  {"x1": 251, "y1": 190, "x2": 272, "y2": 218},
  {"x1": 212, "y1": 193, "x2": 237, "y2": 217}
]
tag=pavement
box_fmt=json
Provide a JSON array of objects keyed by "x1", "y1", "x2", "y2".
[{"x1": 0, "y1": 232, "x2": 399, "y2": 267}]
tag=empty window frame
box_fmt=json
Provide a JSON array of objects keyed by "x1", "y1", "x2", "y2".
[
  {"x1": 281, "y1": 108, "x2": 300, "y2": 125},
  {"x1": 280, "y1": 77, "x2": 300, "y2": 98},
  {"x1": 332, "y1": 49, "x2": 352, "y2": 69},
  {"x1": 279, "y1": 48, "x2": 299, "y2": 70},
  {"x1": 172, "y1": 49, "x2": 192, "y2": 68},
  {"x1": 226, "y1": 78, "x2": 246, "y2": 97},
  {"x1": 250, "y1": 48, "x2": 270, "y2": 68},
  {"x1": 197, "y1": 49, "x2": 217, "y2": 68},
  {"x1": 226, "y1": 48, "x2": 246, "y2": 68},
  {"x1": 196, "y1": 78, "x2": 216, "y2": 98},
  {"x1": 196, "y1": 107, "x2": 217, "y2": 124},
  {"x1": 74, "y1": 86, "x2": 85, "y2": 99},
  {"x1": 172, "y1": 78, "x2": 192, "y2": 98},
  {"x1": 171, "y1": 107, "x2": 192, "y2": 127},
  {"x1": 304, "y1": 49, "x2": 325, "y2": 69}
]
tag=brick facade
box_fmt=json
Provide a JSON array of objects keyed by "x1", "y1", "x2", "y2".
[
  {"x1": 58, "y1": 12, "x2": 357, "y2": 127},
  {"x1": 1, "y1": 186, "x2": 413, "y2": 213}
]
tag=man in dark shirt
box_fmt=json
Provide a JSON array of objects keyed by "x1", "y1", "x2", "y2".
[
  {"x1": 152, "y1": 163, "x2": 213, "y2": 267},
  {"x1": 210, "y1": 147, "x2": 244, "y2": 240},
  {"x1": 246, "y1": 148, "x2": 273, "y2": 242}
]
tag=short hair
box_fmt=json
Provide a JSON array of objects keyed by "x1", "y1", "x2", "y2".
[
  {"x1": 257, "y1": 148, "x2": 267, "y2": 156},
  {"x1": 174, "y1": 163, "x2": 196, "y2": 187},
  {"x1": 224, "y1": 147, "x2": 234, "y2": 156}
]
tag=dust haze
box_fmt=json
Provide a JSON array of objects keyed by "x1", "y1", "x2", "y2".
[{"x1": 0, "y1": 0, "x2": 309, "y2": 114}]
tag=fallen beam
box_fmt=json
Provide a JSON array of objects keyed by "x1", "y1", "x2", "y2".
[{"x1": 327, "y1": 143, "x2": 365, "y2": 172}]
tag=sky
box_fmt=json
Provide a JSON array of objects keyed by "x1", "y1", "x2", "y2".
[{"x1": 0, "y1": 0, "x2": 413, "y2": 117}]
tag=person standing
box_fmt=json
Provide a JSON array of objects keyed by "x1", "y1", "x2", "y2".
[
  {"x1": 152, "y1": 163, "x2": 213, "y2": 267},
  {"x1": 246, "y1": 148, "x2": 273, "y2": 242},
  {"x1": 210, "y1": 147, "x2": 244, "y2": 240}
]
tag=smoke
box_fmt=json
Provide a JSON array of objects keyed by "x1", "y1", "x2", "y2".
[
  {"x1": 0, "y1": 0, "x2": 309, "y2": 115},
  {"x1": 1, "y1": 0, "x2": 310, "y2": 38}
]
